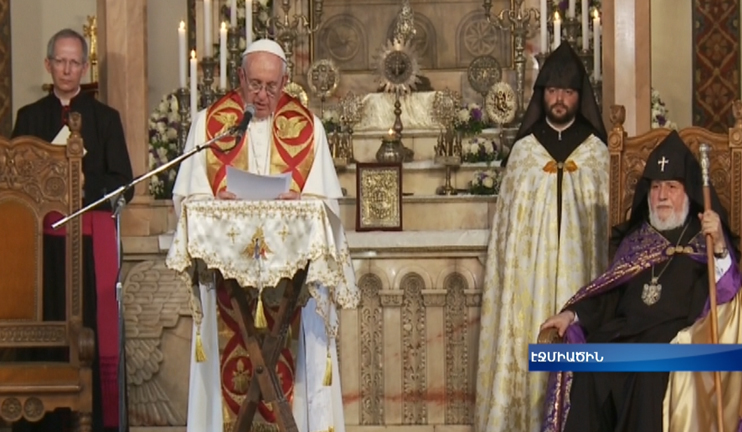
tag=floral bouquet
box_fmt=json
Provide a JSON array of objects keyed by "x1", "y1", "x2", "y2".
[
  {"x1": 469, "y1": 170, "x2": 502, "y2": 195},
  {"x1": 453, "y1": 102, "x2": 490, "y2": 137},
  {"x1": 651, "y1": 88, "x2": 678, "y2": 130},
  {"x1": 321, "y1": 108, "x2": 342, "y2": 134},
  {"x1": 148, "y1": 92, "x2": 183, "y2": 199},
  {"x1": 462, "y1": 137, "x2": 499, "y2": 164}
]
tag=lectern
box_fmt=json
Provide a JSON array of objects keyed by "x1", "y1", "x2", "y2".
[{"x1": 167, "y1": 199, "x2": 358, "y2": 431}]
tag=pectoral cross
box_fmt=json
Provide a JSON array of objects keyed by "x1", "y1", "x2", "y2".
[{"x1": 658, "y1": 156, "x2": 669, "y2": 172}]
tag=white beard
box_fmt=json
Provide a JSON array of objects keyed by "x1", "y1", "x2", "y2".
[{"x1": 649, "y1": 195, "x2": 690, "y2": 231}]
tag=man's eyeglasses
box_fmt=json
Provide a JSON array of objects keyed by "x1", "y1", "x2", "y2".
[
  {"x1": 49, "y1": 58, "x2": 85, "y2": 71},
  {"x1": 246, "y1": 80, "x2": 280, "y2": 96}
]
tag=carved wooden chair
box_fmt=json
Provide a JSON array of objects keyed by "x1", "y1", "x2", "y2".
[
  {"x1": 537, "y1": 101, "x2": 742, "y2": 344},
  {"x1": 0, "y1": 113, "x2": 95, "y2": 430}
]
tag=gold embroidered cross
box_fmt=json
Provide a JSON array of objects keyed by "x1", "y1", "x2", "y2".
[
  {"x1": 278, "y1": 225, "x2": 290, "y2": 242},
  {"x1": 227, "y1": 226, "x2": 240, "y2": 244}
]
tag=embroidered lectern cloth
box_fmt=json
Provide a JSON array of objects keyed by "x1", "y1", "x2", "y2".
[{"x1": 166, "y1": 199, "x2": 359, "y2": 336}]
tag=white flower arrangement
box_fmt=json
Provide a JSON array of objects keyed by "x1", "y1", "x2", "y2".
[
  {"x1": 651, "y1": 88, "x2": 678, "y2": 130},
  {"x1": 453, "y1": 102, "x2": 489, "y2": 136},
  {"x1": 148, "y1": 92, "x2": 184, "y2": 199},
  {"x1": 469, "y1": 169, "x2": 502, "y2": 195},
  {"x1": 321, "y1": 108, "x2": 341, "y2": 133},
  {"x1": 462, "y1": 136, "x2": 499, "y2": 164}
]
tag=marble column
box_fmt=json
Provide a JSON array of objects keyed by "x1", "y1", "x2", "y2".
[
  {"x1": 96, "y1": 0, "x2": 148, "y2": 197},
  {"x1": 601, "y1": 0, "x2": 650, "y2": 135}
]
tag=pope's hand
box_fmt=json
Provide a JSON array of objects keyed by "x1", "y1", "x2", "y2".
[
  {"x1": 278, "y1": 191, "x2": 301, "y2": 200},
  {"x1": 217, "y1": 190, "x2": 237, "y2": 200},
  {"x1": 539, "y1": 310, "x2": 575, "y2": 337}
]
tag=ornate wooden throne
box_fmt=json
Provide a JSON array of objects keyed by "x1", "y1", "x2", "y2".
[{"x1": 0, "y1": 113, "x2": 94, "y2": 430}]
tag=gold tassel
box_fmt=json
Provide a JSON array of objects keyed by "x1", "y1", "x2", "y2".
[
  {"x1": 195, "y1": 330, "x2": 207, "y2": 363},
  {"x1": 254, "y1": 294, "x2": 267, "y2": 329},
  {"x1": 322, "y1": 350, "x2": 332, "y2": 386}
]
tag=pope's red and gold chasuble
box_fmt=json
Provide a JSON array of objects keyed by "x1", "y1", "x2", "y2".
[{"x1": 204, "y1": 89, "x2": 315, "y2": 430}]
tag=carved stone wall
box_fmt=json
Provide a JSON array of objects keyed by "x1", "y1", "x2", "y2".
[
  {"x1": 312, "y1": 0, "x2": 513, "y2": 100},
  {"x1": 122, "y1": 252, "x2": 486, "y2": 430}
]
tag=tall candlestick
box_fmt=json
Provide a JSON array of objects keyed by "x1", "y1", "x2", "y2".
[
  {"x1": 190, "y1": 50, "x2": 198, "y2": 120},
  {"x1": 540, "y1": 0, "x2": 547, "y2": 52},
  {"x1": 553, "y1": 12, "x2": 561, "y2": 51},
  {"x1": 581, "y1": 0, "x2": 589, "y2": 50},
  {"x1": 593, "y1": 10, "x2": 601, "y2": 81},
  {"x1": 204, "y1": 0, "x2": 212, "y2": 57},
  {"x1": 246, "y1": 0, "x2": 253, "y2": 46},
  {"x1": 220, "y1": 22, "x2": 228, "y2": 89},
  {"x1": 178, "y1": 21, "x2": 187, "y2": 88},
  {"x1": 229, "y1": 0, "x2": 237, "y2": 28},
  {"x1": 568, "y1": 0, "x2": 575, "y2": 18}
]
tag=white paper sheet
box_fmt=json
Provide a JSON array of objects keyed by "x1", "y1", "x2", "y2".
[{"x1": 226, "y1": 166, "x2": 292, "y2": 200}]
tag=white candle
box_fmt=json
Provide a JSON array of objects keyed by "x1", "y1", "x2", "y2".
[
  {"x1": 581, "y1": 0, "x2": 589, "y2": 50},
  {"x1": 178, "y1": 21, "x2": 187, "y2": 88},
  {"x1": 593, "y1": 10, "x2": 601, "y2": 81},
  {"x1": 246, "y1": 0, "x2": 253, "y2": 46},
  {"x1": 553, "y1": 12, "x2": 561, "y2": 51},
  {"x1": 568, "y1": 0, "x2": 575, "y2": 18},
  {"x1": 220, "y1": 22, "x2": 227, "y2": 89},
  {"x1": 230, "y1": 0, "x2": 237, "y2": 28},
  {"x1": 190, "y1": 50, "x2": 198, "y2": 120},
  {"x1": 540, "y1": 0, "x2": 547, "y2": 52},
  {"x1": 204, "y1": 0, "x2": 212, "y2": 57}
]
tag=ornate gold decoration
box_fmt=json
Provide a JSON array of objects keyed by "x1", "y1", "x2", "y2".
[
  {"x1": 243, "y1": 227, "x2": 272, "y2": 260},
  {"x1": 467, "y1": 55, "x2": 502, "y2": 99},
  {"x1": 22, "y1": 397, "x2": 44, "y2": 421},
  {"x1": 485, "y1": 81, "x2": 517, "y2": 125},
  {"x1": 1, "y1": 398, "x2": 21, "y2": 422},
  {"x1": 393, "y1": 0, "x2": 416, "y2": 44},
  {"x1": 375, "y1": 39, "x2": 421, "y2": 95},
  {"x1": 433, "y1": 89, "x2": 463, "y2": 195},
  {"x1": 276, "y1": 115, "x2": 308, "y2": 140},
  {"x1": 483, "y1": 0, "x2": 540, "y2": 120},
  {"x1": 83, "y1": 15, "x2": 98, "y2": 82},
  {"x1": 356, "y1": 164, "x2": 402, "y2": 231},
  {"x1": 330, "y1": 91, "x2": 363, "y2": 169},
  {"x1": 123, "y1": 260, "x2": 192, "y2": 426},
  {"x1": 307, "y1": 59, "x2": 341, "y2": 109},
  {"x1": 283, "y1": 82, "x2": 309, "y2": 108},
  {"x1": 401, "y1": 272, "x2": 427, "y2": 424},
  {"x1": 268, "y1": 0, "x2": 325, "y2": 81}
]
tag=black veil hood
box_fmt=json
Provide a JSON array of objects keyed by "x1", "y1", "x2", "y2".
[
  {"x1": 610, "y1": 130, "x2": 739, "y2": 256},
  {"x1": 513, "y1": 42, "x2": 607, "y2": 145}
]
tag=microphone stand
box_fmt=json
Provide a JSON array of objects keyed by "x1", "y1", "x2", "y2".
[{"x1": 52, "y1": 124, "x2": 246, "y2": 432}]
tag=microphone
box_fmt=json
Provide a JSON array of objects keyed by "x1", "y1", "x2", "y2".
[{"x1": 233, "y1": 104, "x2": 256, "y2": 141}]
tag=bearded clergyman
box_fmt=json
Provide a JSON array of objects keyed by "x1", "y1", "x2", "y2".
[{"x1": 540, "y1": 130, "x2": 742, "y2": 432}]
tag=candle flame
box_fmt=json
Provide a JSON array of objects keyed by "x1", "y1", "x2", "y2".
[
  {"x1": 554, "y1": 11, "x2": 561, "y2": 21},
  {"x1": 593, "y1": 9, "x2": 599, "y2": 19},
  {"x1": 191, "y1": 50, "x2": 196, "y2": 59},
  {"x1": 221, "y1": 22, "x2": 227, "y2": 30},
  {"x1": 179, "y1": 21, "x2": 185, "y2": 30},
  {"x1": 388, "y1": 129, "x2": 394, "y2": 136}
]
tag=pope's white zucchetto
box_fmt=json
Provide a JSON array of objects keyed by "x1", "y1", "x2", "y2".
[{"x1": 242, "y1": 38, "x2": 286, "y2": 62}]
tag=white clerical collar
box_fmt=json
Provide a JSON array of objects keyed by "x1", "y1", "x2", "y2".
[
  {"x1": 53, "y1": 87, "x2": 81, "y2": 106},
  {"x1": 546, "y1": 117, "x2": 575, "y2": 133}
]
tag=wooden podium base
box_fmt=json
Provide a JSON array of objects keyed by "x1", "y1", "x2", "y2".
[{"x1": 224, "y1": 263, "x2": 310, "y2": 432}]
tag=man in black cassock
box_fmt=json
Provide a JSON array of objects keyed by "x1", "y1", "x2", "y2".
[
  {"x1": 10, "y1": 28, "x2": 133, "y2": 432},
  {"x1": 539, "y1": 131, "x2": 742, "y2": 432},
  {"x1": 475, "y1": 41, "x2": 611, "y2": 432}
]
